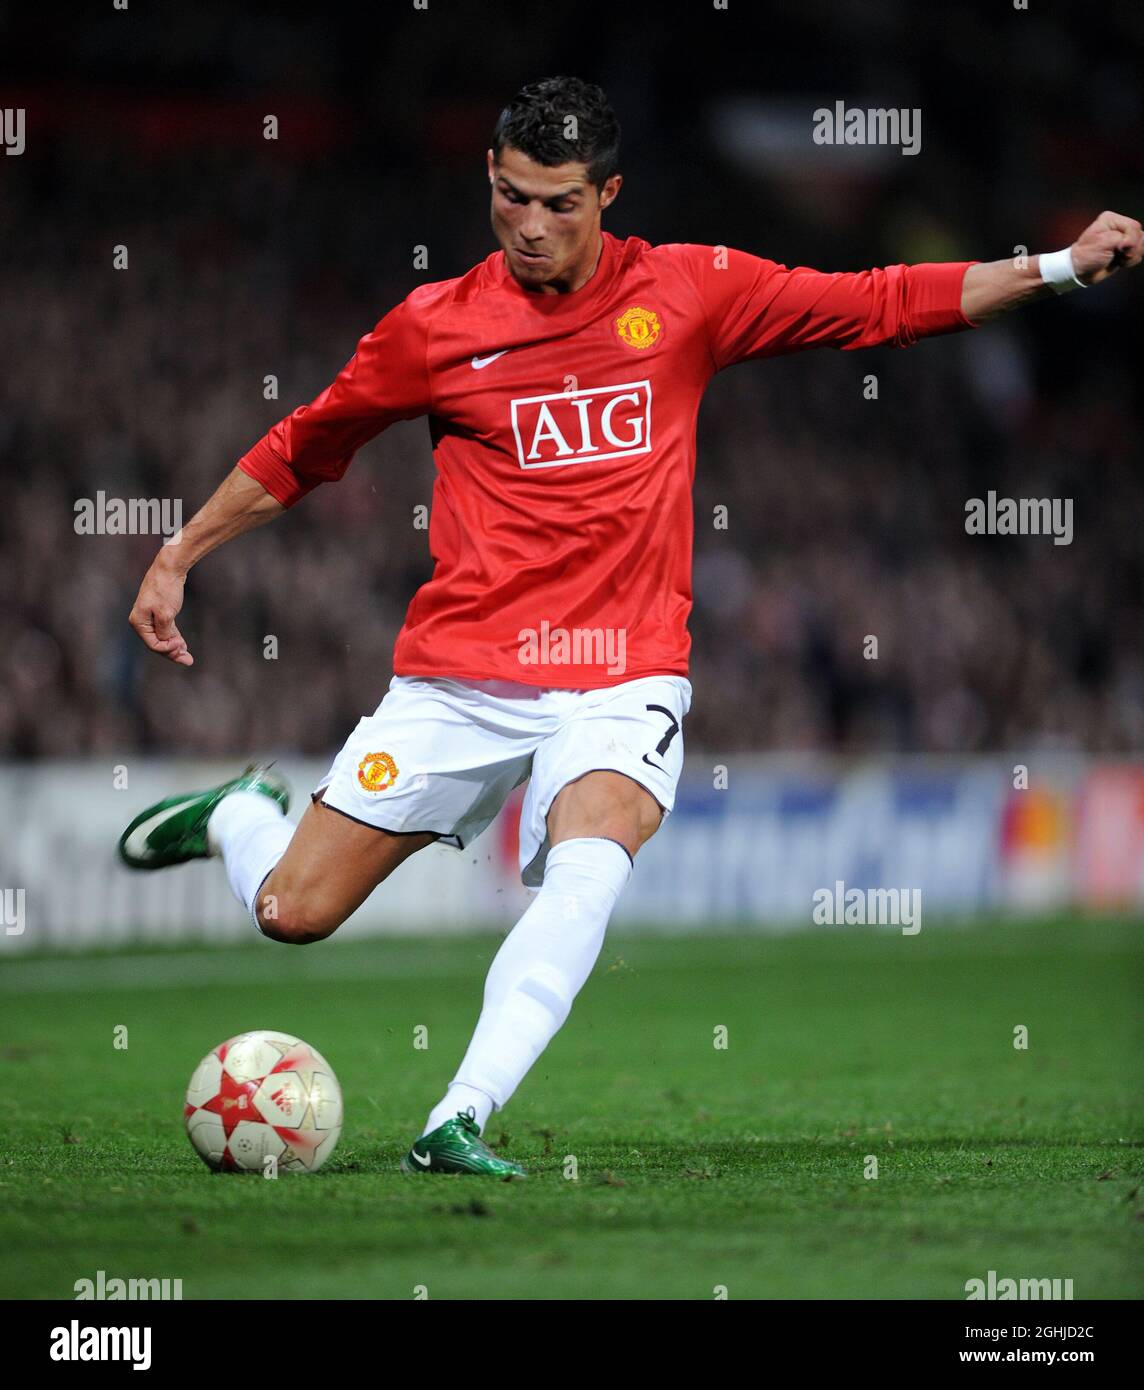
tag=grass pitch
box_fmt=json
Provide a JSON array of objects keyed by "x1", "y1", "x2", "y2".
[{"x1": 1, "y1": 918, "x2": 1141, "y2": 1300}]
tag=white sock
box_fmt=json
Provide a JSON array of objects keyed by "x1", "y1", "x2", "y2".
[
  {"x1": 207, "y1": 791, "x2": 293, "y2": 933},
  {"x1": 427, "y1": 1083, "x2": 498, "y2": 1135},
  {"x1": 423, "y1": 837, "x2": 632, "y2": 1136}
]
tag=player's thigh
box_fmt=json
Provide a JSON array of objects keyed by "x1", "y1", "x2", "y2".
[
  {"x1": 538, "y1": 676, "x2": 692, "y2": 862},
  {"x1": 259, "y1": 800, "x2": 435, "y2": 944},
  {"x1": 547, "y1": 769, "x2": 664, "y2": 858}
]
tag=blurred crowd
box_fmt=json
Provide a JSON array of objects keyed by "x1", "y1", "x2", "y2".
[{"x1": 2, "y1": 0, "x2": 1142, "y2": 757}]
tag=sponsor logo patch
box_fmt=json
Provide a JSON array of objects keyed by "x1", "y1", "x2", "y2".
[{"x1": 510, "y1": 379, "x2": 652, "y2": 469}]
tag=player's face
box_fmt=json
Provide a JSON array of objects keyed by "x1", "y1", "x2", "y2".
[{"x1": 488, "y1": 145, "x2": 621, "y2": 295}]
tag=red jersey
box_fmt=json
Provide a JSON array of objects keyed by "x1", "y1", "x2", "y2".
[{"x1": 238, "y1": 234, "x2": 977, "y2": 687}]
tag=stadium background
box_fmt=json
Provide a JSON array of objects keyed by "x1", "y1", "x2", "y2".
[
  {"x1": 2, "y1": 1, "x2": 1142, "y2": 941},
  {"x1": 1, "y1": 0, "x2": 1142, "y2": 1311}
]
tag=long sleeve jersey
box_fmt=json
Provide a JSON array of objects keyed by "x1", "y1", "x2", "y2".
[{"x1": 238, "y1": 233, "x2": 977, "y2": 686}]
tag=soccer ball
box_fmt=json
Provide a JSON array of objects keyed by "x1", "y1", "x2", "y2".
[{"x1": 184, "y1": 1030, "x2": 343, "y2": 1174}]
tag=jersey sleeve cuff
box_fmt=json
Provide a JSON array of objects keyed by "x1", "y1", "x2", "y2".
[
  {"x1": 236, "y1": 435, "x2": 315, "y2": 509},
  {"x1": 908, "y1": 260, "x2": 981, "y2": 338}
]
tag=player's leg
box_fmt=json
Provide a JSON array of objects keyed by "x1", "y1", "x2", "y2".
[
  {"x1": 208, "y1": 672, "x2": 537, "y2": 946},
  {"x1": 215, "y1": 794, "x2": 437, "y2": 945},
  {"x1": 413, "y1": 678, "x2": 690, "y2": 1171},
  {"x1": 265, "y1": 764, "x2": 658, "y2": 946},
  {"x1": 118, "y1": 759, "x2": 437, "y2": 944},
  {"x1": 545, "y1": 766, "x2": 663, "y2": 857},
  {"x1": 119, "y1": 676, "x2": 534, "y2": 955}
]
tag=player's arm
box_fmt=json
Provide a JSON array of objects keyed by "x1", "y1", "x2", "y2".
[
  {"x1": 681, "y1": 209, "x2": 1143, "y2": 368},
  {"x1": 127, "y1": 294, "x2": 432, "y2": 667},
  {"x1": 960, "y1": 210, "x2": 1143, "y2": 323},
  {"x1": 128, "y1": 469, "x2": 284, "y2": 667}
]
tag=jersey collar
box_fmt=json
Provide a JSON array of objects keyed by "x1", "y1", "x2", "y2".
[{"x1": 494, "y1": 230, "x2": 626, "y2": 313}]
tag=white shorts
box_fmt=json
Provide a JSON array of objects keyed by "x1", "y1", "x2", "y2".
[{"x1": 314, "y1": 674, "x2": 692, "y2": 886}]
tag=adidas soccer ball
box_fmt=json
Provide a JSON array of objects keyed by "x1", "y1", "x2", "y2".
[{"x1": 184, "y1": 1030, "x2": 343, "y2": 1173}]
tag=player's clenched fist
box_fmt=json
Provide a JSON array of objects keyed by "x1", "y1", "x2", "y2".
[
  {"x1": 1070, "y1": 210, "x2": 1144, "y2": 284},
  {"x1": 129, "y1": 560, "x2": 194, "y2": 666}
]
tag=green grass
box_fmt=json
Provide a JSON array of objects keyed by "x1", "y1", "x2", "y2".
[{"x1": 1, "y1": 918, "x2": 1141, "y2": 1300}]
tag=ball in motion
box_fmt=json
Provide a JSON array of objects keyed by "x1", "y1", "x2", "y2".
[{"x1": 184, "y1": 1030, "x2": 343, "y2": 1173}]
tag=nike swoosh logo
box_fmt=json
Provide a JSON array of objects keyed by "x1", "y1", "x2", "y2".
[
  {"x1": 410, "y1": 1148, "x2": 431, "y2": 1167},
  {"x1": 471, "y1": 350, "x2": 509, "y2": 370},
  {"x1": 641, "y1": 754, "x2": 665, "y2": 771},
  {"x1": 121, "y1": 801, "x2": 192, "y2": 861}
]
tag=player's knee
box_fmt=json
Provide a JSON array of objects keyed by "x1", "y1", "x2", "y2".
[
  {"x1": 635, "y1": 793, "x2": 664, "y2": 844},
  {"x1": 598, "y1": 793, "x2": 662, "y2": 853},
  {"x1": 552, "y1": 772, "x2": 663, "y2": 854},
  {"x1": 256, "y1": 890, "x2": 342, "y2": 945}
]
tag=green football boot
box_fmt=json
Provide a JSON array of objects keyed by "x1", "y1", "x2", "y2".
[
  {"x1": 400, "y1": 1108, "x2": 527, "y2": 1177},
  {"x1": 118, "y1": 763, "x2": 290, "y2": 870}
]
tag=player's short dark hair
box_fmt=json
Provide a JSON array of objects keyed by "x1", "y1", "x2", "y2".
[{"x1": 492, "y1": 76, "x2": 621, "y2": 190}]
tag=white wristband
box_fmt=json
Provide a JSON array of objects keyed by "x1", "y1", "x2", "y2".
[{"x1": 1039, "y1": 246, "x2": 1086, "y2": 294}]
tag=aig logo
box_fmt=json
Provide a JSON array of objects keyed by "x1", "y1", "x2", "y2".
[{"x1": 510, "y1": 380, "x2": 652, "y2": 469}]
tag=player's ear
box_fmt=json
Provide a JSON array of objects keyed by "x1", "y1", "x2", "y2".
[
  {"x1": 598, "y1": 173, "x2": 622, "y2": 212},
  {"x1": 486, "y1": 149, "x2": 496, "y2": 185}
]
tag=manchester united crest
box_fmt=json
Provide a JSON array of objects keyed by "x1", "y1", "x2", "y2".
[
  {"x1": 357, "y1": 751, "x2": 399, "y2": 792},
  {"x1": 615, "y1": 305, "x2": 661, "y2": 350}
]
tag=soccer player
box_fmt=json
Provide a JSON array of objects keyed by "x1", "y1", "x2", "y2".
[{"x1": 119, "y1": 77, "x2": 1143, "y2": 1175}]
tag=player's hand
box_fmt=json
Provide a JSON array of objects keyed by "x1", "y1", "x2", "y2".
[
  {"x1": 129, "y1": 558, "x2": 194, "y2": 666},
  {"x1": 1070, "y1": 210, "x2": 1144, "y2": 285}
]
